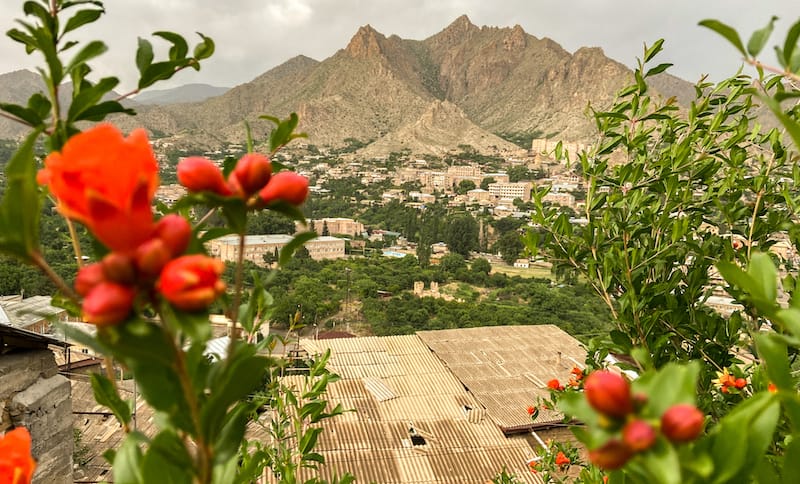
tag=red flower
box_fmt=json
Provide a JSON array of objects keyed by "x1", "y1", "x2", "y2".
[
  {"x1": 547, "y1": 379, "x2": 564, "y2": 391},
  {"x1": 0, "y1": 427, "x2": 36, "y2": 484},
  {"x1": 153, "y1": 215, "x2": 192, "y2": 257},
  {"x1": 229, "y1": 153, "x2": 272, "y2": 197},
  {"x1": 38, "y1": 124, "x2": 158, "y2": 252},
  {"x1": 555, "y1": 451, "x2": 571, "y2": 466},
  {"x1": 158, "y1": 255, "x2": 226, "y2": 311},
  {"x1": 177, "y1": 157, "x2": 232, "y2": 196},
  {"x1": 258, "y1": 171, "x2": 309, "y2": 206},
  {"x1": 134, "y1": 238, "x2": 172, "y2": 277},
  {"x1": 82, "y1": 282, "x2": 136, "y2": 326},
  {"x1": 570, "y1": 366, "x2": 584, "y2": 380},
  {"x1": 588, "y1": 439, "x2": 633, "y2": 470},
  {"x1": 74, "y1": 263, "x2": 105, "y2": 297},
  {"x1": 661, "y1": 404, "x2": 704, "y2": 443},
  {"x1": 526, "y1": 405, "x2": 536, "y2": 415},
  {"x1": 101, "y1": 252, "x2": 136, "y2": 285},
  {"x1": 622, "y1": 419, "x2": 657, "y2": 452},
  {"x1": 584, "y1": 370, "x2": 633, "y2": 419},
  {"x1": 768, "y1": 382, "x2": 778, "y2": 393}
]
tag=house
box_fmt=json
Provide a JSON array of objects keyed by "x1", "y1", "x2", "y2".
[{"x1": 251, "y1": 325, "x2": 586, "y2": 483}]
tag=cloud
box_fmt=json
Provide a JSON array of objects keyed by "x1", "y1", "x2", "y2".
[{"x1": 267, "y1": 0, "x2": 313, "y2": 26}]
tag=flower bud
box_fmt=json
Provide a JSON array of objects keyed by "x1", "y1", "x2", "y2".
[
  {"x1": 258, "y1": 171, "x2": 309, "y2": 206},
  {"x1": 661, "y1": 404, "x2": 704, "y2": 443},
  {"x1": 153, "y1": 214, "x2": 192, "y2": 257},
  {"x1": 588, "y1": 439, "x2": 633, "y2": 470},
  {"x1": 135, "y1": 238, "x2": 172, "y2": 277},
  {"x1": 75, "y1": 263, "x2": 106, "y2": 297},
  {"x1": 734, "y1": 378, "x2": 747, "y2": 389},
  {"x1": 157, "y1": 255, "x2": 226, "y2": 311},
  {"x1": 101, "y1": 252, "x2": 137, "y2": 285},
  {"x1": 584, "y1": 370, "x2": 633, "y2": 419},
  {"x1": 177, "y1": 157, "x2": 232, "y2": 196},
  {"x1": 82, "y1": 282, "x2": 136, "y2": 326},
  {"x1": 622, "y1": 419, "x2": 657, "y2": 452},
  {"x1": 230, "y1": 153, "x2": 272, "y2": 196}
]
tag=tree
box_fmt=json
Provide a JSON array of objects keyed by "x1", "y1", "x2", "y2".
[
  {"x1": 444, "y1": 214, "x2": 478, "y2": 258},
  {"x1": 470, "y1": 257, "x2": 491, "y2": 275},
  {"x1": 493, "y1": 231, "x2": 524, "y2": 265},
  {"x1": 439, "y1": 253, "x2": 466, "y2": 274},
  {"x1": 480, "y1": 177, "x2": 496, "y2": 190},
  {"x1": 456, "y1": 179, "x2": 476, "y2": 194}
]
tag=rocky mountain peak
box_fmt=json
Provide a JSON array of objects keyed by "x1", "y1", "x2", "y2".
[{"x1": 345, "y1": 24, "x2": 388, "y2": 58}]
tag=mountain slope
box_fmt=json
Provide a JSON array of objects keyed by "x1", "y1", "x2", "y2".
[{"x1": 133, "y1": 84, "x2": 230, "y2": 105}]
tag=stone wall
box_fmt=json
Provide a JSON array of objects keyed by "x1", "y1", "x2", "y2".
[{"x1": 0, "y1": 349, "x2": 73, "y2": 484}]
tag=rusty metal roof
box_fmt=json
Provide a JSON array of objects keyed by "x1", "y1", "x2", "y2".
[
  {"x1": 250, "y1": 334, "x2": 542, "y2": 483},
  {"x1": 417, "y1": 325, "x2": 587, "y2": 433}
]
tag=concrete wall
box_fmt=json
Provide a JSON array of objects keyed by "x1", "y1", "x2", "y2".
[{"x1": 0, "y1": 349, "x2": 73, "y2": 484}]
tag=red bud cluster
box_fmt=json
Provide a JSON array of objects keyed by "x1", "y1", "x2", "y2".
[
  {"x1": 176, "y1": 153, "x2": 309, "y2": 208},
  {"x1": 74, "y1": 214, "x2": 224, "y2": 326},
  {"x1": 582, "y1": 369, "x2": 705, "y2": 471}
]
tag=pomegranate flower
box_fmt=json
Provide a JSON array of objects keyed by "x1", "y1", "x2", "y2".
[
  {"x1": 0, "y1": 427, "x2": 36, "y2": 484},
  {"x1": 37, "y1": 124, "x2": 158, "y2": 252},
  {"x1": 584, "y1": 370, "x2": 633, "y2": 419},
  {"x1": 158, "y1": 255, "x2": 226, "y2": 311},
  {"x1": 661, "y1": 404, "x2": 704, "y2": 443},
  {"x1": 177, "y1": 157, "x2": 232, "y2": 196},
  {"x1": 258, "y1": 171, "x2": 309, "y2": 206},
  {"x1": 547, "y1": 379, "x2": 564, "y2": 391},
  {"x1": 82, "y1": 282, "x2": 136, "y2": 327}
]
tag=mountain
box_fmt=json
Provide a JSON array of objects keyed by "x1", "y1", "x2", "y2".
[
  {"x1": 0, "y1": 17, "x2": 697, "y2": 155},
  {"x1": 133, "y1": 84, "x2": 230, "y2": 105},
  {"x1": 0, "y1": 70, "x2": 46, "y2": 140}
]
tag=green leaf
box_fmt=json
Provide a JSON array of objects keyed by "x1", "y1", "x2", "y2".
[
  {"x1": 90, "y1": 373, "x2": 132, "y2": 426},
  {"x1": 113, "y1": 433, "x2": 145, "y2": 484},
  {"x1": 0, "y1": 129, "x2": 42, "y2": 262},
  {"x1": 75, "y1": 100, "x2": 135, "y2": 122},
  {"x1": 747, "y1": 16, "x2": 778, "y2": 57},
  {"x1": 159, "y1": 300, "x2": 212, "y2": 344},
  {"x1": 699, "y1": 19, "x2": 748, "y2": 57},
  {"x1": 748, "y1": 252, "x2": 777, "y2": 302},
  {"x1": 279, "y1": 231, "x2": 317, "y2": 266},
  {"x1": 6, "y1": 28, "x2": 37, "y2": 53},
  {"x1": 154, "y1": 31, "x2": 188, "y2": 60},
  {"x1": 61, "y1": 8, "x2": 104, "y2": 36},
  {"x1": 782, "y1": 436, "x2": 800, "y2": 484},
  {"x1": 136, "y1": 37, "x2": 154, "y2": 75},
  {"x1": 643, "y1": 39, "x2": 665, "y2": 63},
  {"x1": 644, "y1": 63, "x2": 673, "y2": 78},
  {"x1": 193, "y1": 32, "x2": 215, "y2": 60},
  {"x1": 141, "y1": 431, "x2": 193, "y2": 484},
  {"x1": 138, "y1": 61, "x2": 180, "y2": 90},
  {"x1": 212, "y1": 404, "x2": 250, "y2": 465},
  {"x1": 755, "y1": 333, "x2": 792, "y2": 390},
  {"x1": 760, "y1": 94, "x2": 800, "y2": 148},
  {"x1": 67, "y1": 76, "x2": 119, "y2": 121},
  {"x1": 633, "y1": 362, "x2": 699, "y2": 416},
  {"x1": 783, "y1": 19, "x2": 800, "y2": 70},
  {"x1": 0, "y1": 102, "x2": 44, "y2": 127},
  {"x1": 298, "y1": 427, "x2": 323, "y2": 455},
  {"x1": 65, "y1": 40, "x2": 107, "y2": 75}
]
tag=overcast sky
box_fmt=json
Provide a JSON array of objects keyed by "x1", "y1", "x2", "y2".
[{"x1": 1, "y1": 1, "x2": 799, "y2": 93}]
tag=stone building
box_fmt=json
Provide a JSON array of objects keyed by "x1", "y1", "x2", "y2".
[
  {"x1": 303, "y1": 218, "x2": 365, "y2": 238},
  {"x1": 0, "y1": 324, "x2": 72, "y2": 484},
  {"x1": 208, "y1": 234, "x2": 346, "y2": 265},
  {"x1": 488, "y1": 181, "x2": 533, "y2": 201}
]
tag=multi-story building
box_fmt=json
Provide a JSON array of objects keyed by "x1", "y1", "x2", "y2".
[
  {"x1": 487, "y1": 182, "x2": 533, "y2": 201},
  {"x1": 208, "y1": 234, "x2": 346, "y2": 265},
  {"x1": 542, "y1": 191, "x2": 576, "y2": 209},
  {"x1": 303, "y1": 218, "x2": 365, "y2": 237}
]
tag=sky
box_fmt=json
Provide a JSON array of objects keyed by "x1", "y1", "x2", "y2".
[{"x1": 1, "y1": 1, "x2": 799, "y2": 93}]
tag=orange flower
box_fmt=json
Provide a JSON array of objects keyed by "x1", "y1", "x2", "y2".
[
  {"x1": 547, "y1": 379, "x2": 564, "y2": 391},
  {"x1": 38, "y1": 124, "x2": 158, "y2": 252},
  {"x1": 82, "y1": 282, "x2": 136, "y2": 327},
  {"x1": 768, "y1": 382, "x2": 778, "y2": 393},
  {"x1": 555, "y1": 451, "x2": 571, "y2": 466},
  {"x1": 157, "y1": 255, "x2": 226, "y2": 311},
  {"x1": 0, "y1": 427, "x2": 36, "y2": 484},
  {"x1": 526, "y1": 405, "x2": 536, "y2": 415},
  {"x1": 177, "y1": 157, "x2": 232, "y2": 196},
  {"x1": 570, "y1": 366, "x2": 584, "y2": 380}
]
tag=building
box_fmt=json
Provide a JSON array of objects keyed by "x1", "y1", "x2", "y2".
[
  {"x1": 304, "y1": 218, "x2": 365, "y2": 238},
  {"x1": 488, "y1": 182, "x2": 533, "y2": 201},
  {"x1": 208, "y1": 234, "x2": 346, "y2": 265},
  {"x1": 250, "y1": 325, "x2": 586, "y2": 483},
  {"x1": 1, "y1": 324, "x2": 72, "y2": 484},
  {"x1": 0, "y1": 295, "x2": 76, "y2": 334},
  {"x1": 542, "y1": 191, "x2": 576, "y2": 209}
]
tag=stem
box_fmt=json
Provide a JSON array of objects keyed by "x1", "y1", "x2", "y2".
[
  {"x1": 163, "y1": 315, "x2": 212, "y2": 484},
  {"x1": 65, "y1": 217, "x2": 84, "y2": 268},
  {"x1": 102, "y1": 353, "x2": 130, "y2": 433},
  {"x1": 29, "y1": 250, "x2": 80, "y2": 303},
  {"x1": 226, "y1": 233, "x2": 246, "y2": 358},
  {"x1": 745, "y1": 58, "x2": 800, "y2": 83},
  {"x1": 0, "y1": 111, "x2": 34, "y2": 128}
]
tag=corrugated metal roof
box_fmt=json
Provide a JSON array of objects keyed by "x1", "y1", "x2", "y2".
[
  {"x1": 0, "y1": 295, "x2": 66, "y2": 329},
  {"x1": 417, "y1": 325, "x2": 587, "y2": 433},
  {"x1": 249, "y1": 333, "x2": 542, "y2": 483}
]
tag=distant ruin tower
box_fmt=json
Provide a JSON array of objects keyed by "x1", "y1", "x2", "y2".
[
  {"x1": 413, "y1": 281, "x2": 424, "y2": 296},
  {"x1": 430, "y1": 281, "x2": 439, "y2": 295}
]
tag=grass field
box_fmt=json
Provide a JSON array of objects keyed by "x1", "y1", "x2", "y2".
[{"x1": 490, "y1": 262, "x2": 553, "y2": 279}]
